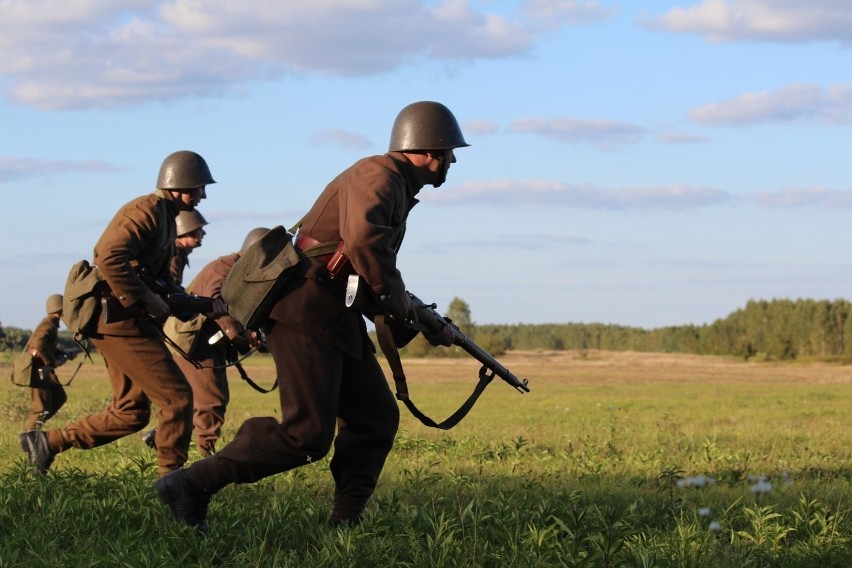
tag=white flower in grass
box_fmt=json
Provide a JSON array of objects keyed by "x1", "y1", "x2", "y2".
[
  {"x1": 782, "y1": 470, "x2": 793, "y2": 486},
  {"x1": 698, "y1": 507, "x2": 711, "y2": 517},
  {"x1": 750, "y1": 479, "x2": 772, "y2": 494},
  {"x1": 678, "y1": 474, "x2": 717, "y2": 489},
  {"x1": 709, "y1": 521, "x2": 721, "y2": 532}
]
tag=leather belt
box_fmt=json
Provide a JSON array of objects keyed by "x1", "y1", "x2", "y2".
[{"x1": 295, "y1": 232, "x2": 333, "y2": 263}]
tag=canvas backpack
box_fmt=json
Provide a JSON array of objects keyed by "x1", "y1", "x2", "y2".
[
  {"x1": 62, "y1": 260, "x2": 107, "y2": 337},
  {"x1": 221, "y1": 225, "x2": 304, "y2": 331}
]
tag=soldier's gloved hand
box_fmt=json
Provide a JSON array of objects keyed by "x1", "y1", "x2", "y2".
[
  {"x1": 141, "y1": 289, "x2": 169, "y2": 321},
  {"x1": 207, "y1": 298, "x2": 228, "y2": 318},
  {"x1": 424, "y1": 322, "x2": 455, "y2": 347},
  {"x1": 386, "y1": 291, "x2": 418, "y2": 324}
]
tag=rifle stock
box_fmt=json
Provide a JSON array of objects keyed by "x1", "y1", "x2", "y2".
[{"x1": 408, "y1": 293, "x2": 530, "y2": 394}]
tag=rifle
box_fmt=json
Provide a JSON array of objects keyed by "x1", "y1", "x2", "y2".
[
  {"x1": 407, "y1": 293, "x2": 530, "y2": 394},
  {"x1": 345, "y1": 274, "x2": 530, "y2": 429}
]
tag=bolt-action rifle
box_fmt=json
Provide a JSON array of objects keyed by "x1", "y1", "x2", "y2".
[
  {"x1": 345, "y1": 274, "x2": 530, "y2": 429},
  {"x1": 407, "y1": 293, "x2": 530, "y2": 394}
]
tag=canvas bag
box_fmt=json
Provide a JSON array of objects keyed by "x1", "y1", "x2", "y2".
[
  {"x1": 10, "y1": 351, "x2": 36, "y2": 386},
  {"x1": 62, "y1": 260, "x2": 107, "y2": 337},
  {"x1": 163, "y1": 313, "x2": 206, "y2": 356},
  {"x1": 221, "y1": 225, "x2": 303, "y2": 330}
]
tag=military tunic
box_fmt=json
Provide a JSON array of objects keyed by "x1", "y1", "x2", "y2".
[
  {"x1": 170, "y1": 245, "x2": 191, "y2": 287},
  {"x1": 24, "y1": 316, "x2": 67, "y2": 430},
  {"x1": 187, "y1": 152, "x2": 422, "y2": 522},
  {"x1": 44, "y1": 191, "x2": 194, "y2": 476}
]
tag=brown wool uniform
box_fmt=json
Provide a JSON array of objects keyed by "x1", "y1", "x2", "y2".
[
  {"x1": 173, "y1": 252, "x2": 242, "y2": 455},
  {"x1": 43, "y1": 191, "x2": 194, "y2": 476},
  {"x1": 170, "y1": 245, "x2": 191, "y2": 287},
  {"x1": 24, "y1": 316, "x2": 67, "y2": 430},
  {"x1": 187, "y1": 152, "x2": 421, "y2": 521}
]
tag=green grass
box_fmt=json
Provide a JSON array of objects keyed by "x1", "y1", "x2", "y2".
[{"x1": 1, "y1": 350, "x2": 850, "y2": 566}]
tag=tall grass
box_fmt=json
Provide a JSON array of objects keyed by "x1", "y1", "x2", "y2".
[{"x1": 1, "y1": 350, "x2": 850, "y2": 566}]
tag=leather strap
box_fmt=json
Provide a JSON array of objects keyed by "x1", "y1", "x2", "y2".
[{"x1": 374, "y1": 314, "x2": 493, "y2": 430}]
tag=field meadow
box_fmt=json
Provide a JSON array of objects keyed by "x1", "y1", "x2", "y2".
[{"x1": 1, "y1": 350, "x2": 850, "y2": 567}]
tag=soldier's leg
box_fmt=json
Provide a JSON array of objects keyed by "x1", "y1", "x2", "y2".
[
  {"x1": 50, "y1": 335, "x2": 192, "y2": 476},
  {"x1": 39, "y1": 377, "x2": 67, "y2": 427},
  {"x1": 180, "y1": 345, "x2": 229, "y2": 456},
  {"x1": 329, "y1": 343, "x2": 399, "y2": 524},
  {"x1": 26, "y1": 383, "x2": 51, "y2": 431},
  {"x1": 186, "y1": 323, "x2": 341, "y2": 492}
]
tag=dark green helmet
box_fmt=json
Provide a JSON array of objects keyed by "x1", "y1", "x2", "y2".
[
  {"x1": 175, "y1": 209, "x2": 209, "y2": 237},
  {"x1": 240, "y1": 227, "x2": 270, "y2": 252},
  {"x1": 46, "y1": 294, "x2": 63, "y2": 314},
  {"x1": 388, "y1": 101, "x2": 470, "y2": 152},
  {"x1": 156, "y1": 150, "x2": 216, "y2": 190}
]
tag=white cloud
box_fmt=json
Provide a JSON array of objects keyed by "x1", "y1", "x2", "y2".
[
  {"x1": 691, "y1": 83, "x2": 852, "y2": 125},
  {"x1": 508, "y1": 117, "x2": 645, "y2": 148},
  {"x1": 463, "y1": 119, "x2": 501, "y2": 136},
  {"x1": 657, "y1": 131, "x2": 709, "y2": 144},
  {"x1": 647, "y1": 0, "x2": 852, "y2": 44},
  {"x1": 308, "y1": 129, "x2": 373, "y2": 151},
  {"x1": 522, "y1": 0, "x2": 616, "y2": 29},
  {"x1": 754, "y1": 187, "x2": 852, "y2": 208},
  {"x1": 426, "y1": 179, "x2": 730, "y2": 209},
  {"x1": 0, "y1": 156, "x2": 127, "y2": 183},
  {"x1": 0, "y1": 0, "x2": 607, "y2": 110}
]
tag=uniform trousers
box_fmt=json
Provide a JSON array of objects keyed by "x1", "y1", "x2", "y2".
[
  {"x1": 27, "y1": 366, "x2": 67, "y2": 431},
  {"x1": 174, "y1": 340, "x2": 230, "y2": 456},
  {"x1": 45, "y1": 333, "x2": 194, "y2": 477},
  {"x1": 187, "y1": 319, "x2": 400, "y2": 521}
]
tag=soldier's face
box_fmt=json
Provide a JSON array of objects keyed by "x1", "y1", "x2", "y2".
[
  {"x1": 431, "y1": 149, "x2": 455, "y2": 188},
  {"x1": 174, "y1": 186, "x2": 206, "y2": 210}
]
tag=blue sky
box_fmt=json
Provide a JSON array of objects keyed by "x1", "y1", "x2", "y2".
[{"x1": 1, "y1": 0, "x2": 851, "y2": 330}]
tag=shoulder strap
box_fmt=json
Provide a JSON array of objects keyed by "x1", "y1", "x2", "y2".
[{"x1": 374, "y1": 314, "x2": 493, "y2": 430}]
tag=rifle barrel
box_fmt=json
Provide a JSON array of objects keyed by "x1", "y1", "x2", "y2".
[{"x1": 454, "y1": 332, "x2": 530, "y2": 393}]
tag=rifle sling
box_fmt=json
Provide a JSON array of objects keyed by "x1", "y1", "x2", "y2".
[
  {"x1": 374, "y1": 314, "x2": 493, "y2": 430},
  {"x1": 230, "y1": 356, "x2": 278, "y2": 394}
]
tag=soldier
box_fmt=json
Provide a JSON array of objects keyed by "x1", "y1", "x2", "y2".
[
  {"x1": 20, "y1": 150, "x2": 224, "y2": 478},
  {"x1": 145, "y1": 227, "x2": 269, "y2": 456},
  {"x1": 171, "y1": 209, "x2": 208, "y2": 286},
  {"x1": 157, "y1": 101, "x2": 464, "y2": 533},
  {"x1": 22, "y1": 294, "x2": 77, "y2": 430}
]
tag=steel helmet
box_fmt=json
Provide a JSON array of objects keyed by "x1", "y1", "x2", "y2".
[
  {"x1": 45, "y1": 294, "x2": 63, "y2": 314},
  {"x1": 388, "y1": 101, "x2": 470, "y2": 152},
  {"x1": 175, "y1": 209, "x2": 209, "y2": 237},
  {"x1": 156, "y1": 150, "x2": 216, "y2": 190},
  {"x1": 240, "y1": 227, "x2": 271, "y2": 252}
]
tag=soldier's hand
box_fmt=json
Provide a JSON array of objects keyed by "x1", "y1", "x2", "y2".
[
  {"x1": 387, "y1": 291, "x2": 418, "y2": 324},
  {"x1": 424, "y1": 323, "x2": 455, "y2": 347},
  {"x1": 207, "y1": 298, "x2": 228, "y2": 318},
  {"x1": 141, "y1": 289, "x2": 169, "y2": 320}
]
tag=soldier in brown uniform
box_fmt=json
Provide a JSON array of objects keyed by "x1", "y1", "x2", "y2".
[
  {"x1": 170, "y1": 209, "x2": 208, "y2": 286},
  {"x1": 157, "y1": 102, "x2": 464, "y2": 533},
  {"x1": 23, "y1": 294, "x2": 77, "y2": 430},
  {"x1": 150, "y1": 227, "x2": 269, "y2": 456},
  {"x1": 20, "y1": 150, "x2": 223, "y2": 477}
]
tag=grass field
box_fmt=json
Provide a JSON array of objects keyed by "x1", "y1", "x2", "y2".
[{"x1": 1, "y1": 350, "x2": 850, "y2": 566}]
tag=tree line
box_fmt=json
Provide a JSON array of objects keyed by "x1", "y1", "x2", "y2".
[
  {"x1": 4, "y1": 297, "x2": 852, "y2": 361},
  {"x1": 401, "y1": 297, "x2": 852, "y2": 361}
]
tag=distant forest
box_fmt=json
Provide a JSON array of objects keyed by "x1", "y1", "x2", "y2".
[
  {"x1": 3, "y1": 297, "x2": 851, "y2": 361},
  {"x1": 402, "y1": 297, "x2": 852, "y2": 361}
]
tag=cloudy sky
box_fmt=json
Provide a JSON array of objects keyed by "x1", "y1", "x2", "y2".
[{"x1": 1, "y1": 0, "x2": 851, "y2": 330}]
